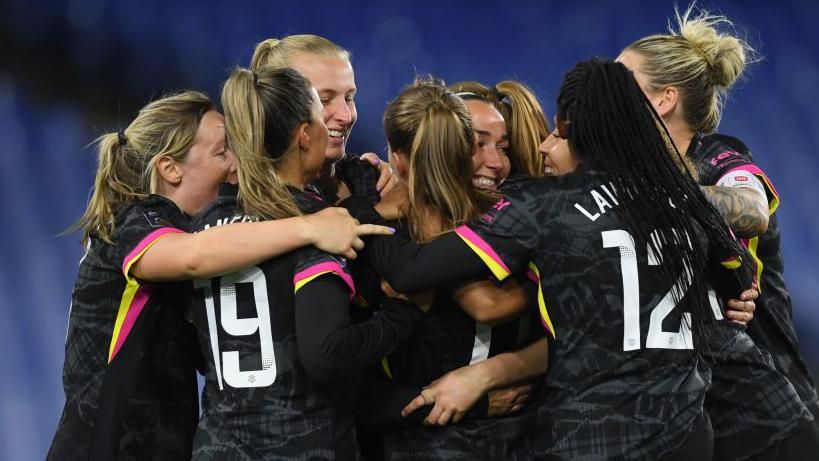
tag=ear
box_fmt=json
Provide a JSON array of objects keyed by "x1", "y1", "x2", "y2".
[
  {"x1": 390, "y1": 149, "x2": 409, "y2": 179},
  {"x1": 653, "y1": 86, "x2": 679, "y2": 118},
  {"x1": 155, "y1": 156, "x2": 182, "y2": 185},
  {"x1": 297, "y1": 122, "x2": 311, "y2": 152}
]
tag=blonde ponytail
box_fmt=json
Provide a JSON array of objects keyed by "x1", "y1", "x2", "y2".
[{"x1": 221, "y1": 66, "x2": 318, "y2": 220}]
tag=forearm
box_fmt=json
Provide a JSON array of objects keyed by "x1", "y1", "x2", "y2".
[
  {"x1": 472, "y1": 337, "x2": 549, "y2": 390},
  {"x1": 133, "y1": 216, "x2": 318, "y2": 281},
  {"x1": 455, "y1": 279, "x2": 528, "y2": 325},
  {"x1": 701, "y1": 186, "x2": 769, "y2": 238},
  {"x1": 296, "y1": 277, "x2": 423, "y2": 382}
]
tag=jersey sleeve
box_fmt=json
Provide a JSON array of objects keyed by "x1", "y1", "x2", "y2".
[
  {"x1": 113, "y1": 196, "x2": 187, "y2": 282},
  {"x1": 293, "y1": 247, "x2": 356, "y2": 299},
  {"x1": 106, "y1": 196, "x2": 187, "y2": 363},
  {"x1": 294, "y1": 277, "x2": 424, "y2": 382},
  {"x1": 703, "y1": 226, "x2": 755, "y2": 302},
  {"x1": 454, "y1": 195, "x2": 540, "y2": 282},
  {"x1": 700, "y1": 135, "x2": 780, "y2": 214}
]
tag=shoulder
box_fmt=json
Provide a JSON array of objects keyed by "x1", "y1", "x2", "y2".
[
  {"x1": 113, "y1": 195, "x2": 188, "y2": 241},
  {"x1": 291, "y1": 186, "x2": 330, "y2": 214},
  {"x1": 690, "y1": 133, "x2": 754, "y2": 173}
]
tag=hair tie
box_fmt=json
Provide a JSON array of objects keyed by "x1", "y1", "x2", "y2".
[
  {"x1": 117, "y1": 131, "x2": 128, "y2": 146},
  {"x1": 491, "y1": 87, "x2": 513, "y2": 107}
]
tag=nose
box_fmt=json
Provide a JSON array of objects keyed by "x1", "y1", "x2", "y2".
[
  {"x1": 539, "y1": 135, "x2": 554, "y2": 160},
  {"x1": 330, "y1": 99, "x2": 353, "y2": 127},
  {"x1": 483, "y1": 146, "x2": 504, "y2": 171}
]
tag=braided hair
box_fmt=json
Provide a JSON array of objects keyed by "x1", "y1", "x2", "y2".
[{"x1": 557, "y1": 57, "x2": 745, "y2": 335}]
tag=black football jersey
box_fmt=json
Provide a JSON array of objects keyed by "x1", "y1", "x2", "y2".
[
  {"x1": 689, "y1": 133, "x2": 819, "y2": 417},
  {"x1": 189, "y1": 184, "x2": 423, "y2": 460},
  {"x1": 456, "y1": 166, "x2": 747, "y2": 460},
  {"x1": 49, "y1": 195, "x2": 199, "y2": 461}
]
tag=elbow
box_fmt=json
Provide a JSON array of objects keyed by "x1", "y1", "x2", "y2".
[
  {"x1": 732, "y1": 207, "x2": 769, "y2": 239},
  {"x1": 179, "y1": 249, "x2": 209, "y2": 278},
  {"x1": 385, "y1": 272, "x2": 421, "y2": 295},
  {"x1": 756, "y1": 209, "x2": 770, "y2": 235},
  {"x1": 299, "y1": 342, "x2": 344, "y2": 383},
  {"x1": 469, "y1": 306, "x2": 503, "y2": 325}
]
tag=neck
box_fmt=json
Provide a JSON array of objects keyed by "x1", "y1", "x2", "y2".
[
  {"x1": 156, "y1": 183, "x2": 194, "y2": 215},
  {"x1": 665, "y1": 116, "x2": 696, "y2": 157},
  {"x1": 276, "y1": 149, "x2": 306, "y2": 190},
  {"x1": 414, "y1": 203, "x2": 445, "y2": 242}
]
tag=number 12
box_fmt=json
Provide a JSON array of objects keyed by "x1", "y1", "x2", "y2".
[{"x1": 602, "y1": 230, "x2": 693, "y2": 351}]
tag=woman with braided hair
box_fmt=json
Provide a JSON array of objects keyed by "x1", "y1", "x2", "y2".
[
  {"x1": 348, "y1": 58, "x2": 755, "y2": 460},
  {"x1": 618, "y1": 4, "x2": 819, "y2": 459}
]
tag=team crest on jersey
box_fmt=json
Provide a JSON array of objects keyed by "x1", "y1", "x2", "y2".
[
  {"x1": 331, "y1": 255, "x2": 348, "y2": 268},
  {"x1": 143, "y1": 209, "x2": 170, "y2": 227}
]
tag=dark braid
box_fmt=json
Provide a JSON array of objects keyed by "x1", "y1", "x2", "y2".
[{"x1": 557, "y1": 58, "x2": 745, "y2": 336}]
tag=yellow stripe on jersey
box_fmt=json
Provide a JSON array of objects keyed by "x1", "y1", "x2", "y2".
[
  {"x1": 528, "y1": 262, "x2": 556, "y2": 340},
  {"x1": 294, "y1": 270, "x2": 334, "y2": 294}
]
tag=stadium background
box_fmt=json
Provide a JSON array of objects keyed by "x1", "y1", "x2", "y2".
[{"x1": 1, "y1": 0, "x2": 817, "y2": 459}]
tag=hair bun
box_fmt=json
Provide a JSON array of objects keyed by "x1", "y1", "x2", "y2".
[{"x1": 676, "y1": 6, "x2": 752, "y2": 88}]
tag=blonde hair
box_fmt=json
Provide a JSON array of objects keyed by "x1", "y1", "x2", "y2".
[
  {"x1": 384, "y1": 77, "x2": 488, "y2": 242},
  {"x1": 221, "y1": 66, "x2": 317, "y2": 220},
  {"x1": 625, "y1": 3, "x2": 757, "y2": 133},
  {"x1": 250, "y1": 34, "x2": 350, "y2": 71},
  {"x1": 72, "y1": 91, "x2": 212, "y2": 244},
  {"x1": 450, "y1": 80, "x2": 550, "y2": 177}
]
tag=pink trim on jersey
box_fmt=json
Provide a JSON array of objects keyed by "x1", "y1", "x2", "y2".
[
  {"x1": 121, "y1": 227, "x2": 184, "y2": 277},
  {"x1": 526, "y1": 269, "x2": 538, "y2": 283},
  {"x1": 454, "y1": 225, "x2": 512, "y2": 278},
  {"x1": 294, "y1": 261, "x2": 356, "y2": 296},
  {"x1": 109, "y1": 285, "x2": 154, "y2": 361},
  {"x1": 723, "y1": 165, "x2": 780, "y2": 201}
]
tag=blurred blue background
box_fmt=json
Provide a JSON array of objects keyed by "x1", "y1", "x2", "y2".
[{"x1": 1, "y1": 0, "x2": 817, "y2": 459}]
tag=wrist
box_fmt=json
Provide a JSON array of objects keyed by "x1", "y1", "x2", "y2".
[{"x1": 297, "y1": 215, "x2": 318, "y2": 246}]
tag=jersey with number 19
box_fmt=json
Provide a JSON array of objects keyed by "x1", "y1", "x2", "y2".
[
  {"x1": 189, "y1": 184, "x2": 424, "y2": 460},
  {"x1": 453, "y1": 165, "x2": 749, "y2": 460}
]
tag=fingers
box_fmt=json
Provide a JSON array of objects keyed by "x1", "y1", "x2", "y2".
[
  {"x1": 380, "y1": 173, "x2": 399, "y2": 198},
  {"x1": 342, "y1": 248, "x2": 357, "y2": 260},
  {"x1": 352, "y1": 237, "x2": 365, "y2": 251},
  {"x1": 434, "y1": 408, "x2": 455, "y2": 426},
  {"x1": 727, "y1": 298, "x2": 755, "y2": 313},
  {"x1": 355, "y1": 223, "x2": 395, "y2": 237},
  {"x1": 740, "y1": 287, "x2": 759, "y2": 301},
  {"x1": 425, "y1": 402, "x2": 447, "y2": 426},
  {"x1": 725, "y1": 309, "x2": 753, "y2": 324},
  {"x1": 360, "y1": 152, "x2": 381, "y2": 166},
  {"x1": 401, "y1": 394, "x2": 430, "y2": 417}
]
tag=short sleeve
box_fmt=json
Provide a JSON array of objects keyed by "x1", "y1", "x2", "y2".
[
  {"x1": 698, "y1": 135, "x2": 780, "y2": 214},
  {"x1": 112, "y1": 196, "x2": 188, "y2": 281},
  {"x1": 293, "y1": 247, "x2": 356, "y2": 299},
  {"x1": 454, "y1": 193, "x2": 540, "y2": 281}
]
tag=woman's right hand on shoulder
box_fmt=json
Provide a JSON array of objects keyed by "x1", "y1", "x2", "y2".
[{"x1": 304, "y1": 207, "x2": 394, "y2": 259}]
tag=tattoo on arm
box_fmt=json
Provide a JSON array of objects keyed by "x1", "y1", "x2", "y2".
[{"x1": 701, "y1": 186, "x2": 769, "y2": 238}]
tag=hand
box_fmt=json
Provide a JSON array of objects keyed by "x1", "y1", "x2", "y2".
[
  {"x1": 360, "y1": 152, "x2": 399, "y2": 197},
  {"x1": 401, "y1": 364, "x2": 491, "y2": 426},
  {"x1": 304, "y1": 207, "x2": 394, "y2": 259},
  {"x1": 487, "y1": 383, "x2": 533, "y2": 417},
  {"x1": 724, "y1": 284, "x2": 758, "y2": 325},
  {"x1": 381, "y1": 280, "x2": 434, "y2": 312},
  {"x1": 374, "y1": 181, "x2": 409, "y2": 221}
]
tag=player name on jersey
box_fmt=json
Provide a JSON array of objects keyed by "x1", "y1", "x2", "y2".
[{"x1": 574, "y1": 181, "x2": 620, "y2": 222}]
